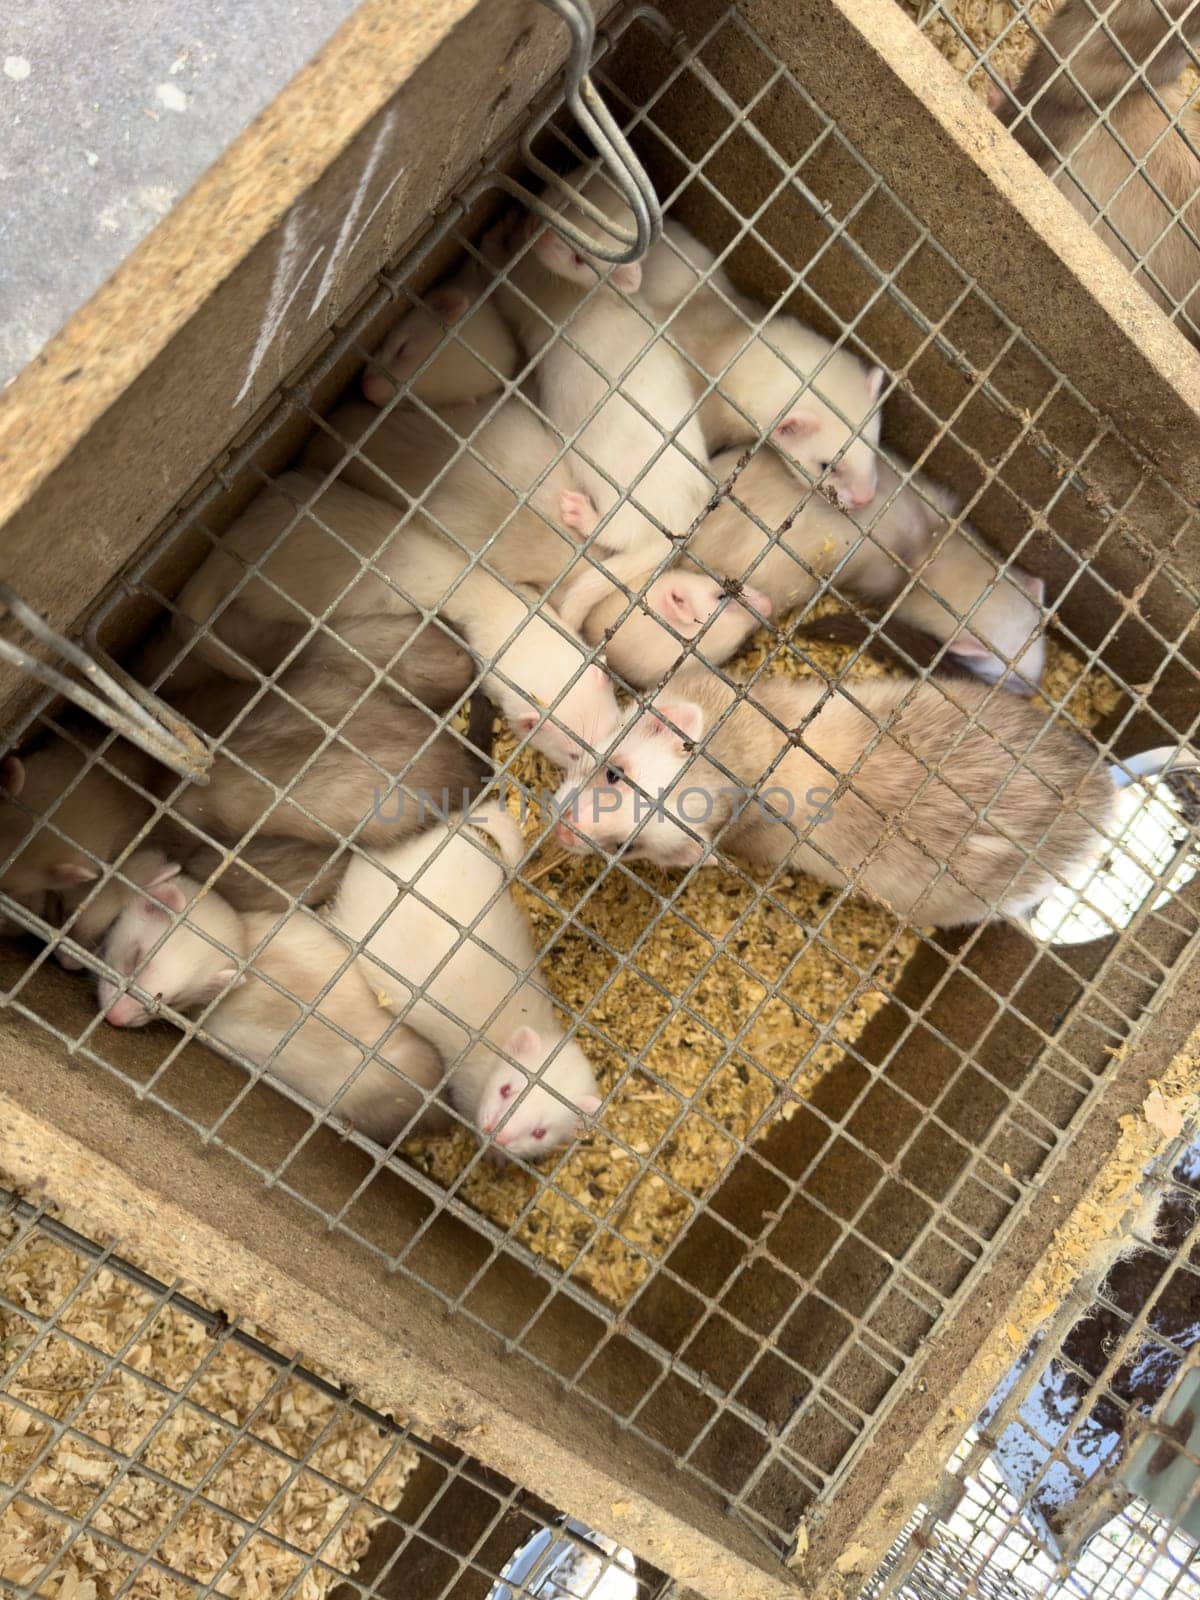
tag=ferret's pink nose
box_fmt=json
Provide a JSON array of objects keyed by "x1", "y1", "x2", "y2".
[
  {"x1": 849, "y1": 486, "x2": 876, "y2": 508},
  {"x1": 105, "y1": 998, "x2": 141, "y2": 1027},
  {"x1": 554, "y1": 822, "x2": 578, "y2": 849},
  {"x1": 743, "y1": 586, "x2": 773, "y2": 618}
]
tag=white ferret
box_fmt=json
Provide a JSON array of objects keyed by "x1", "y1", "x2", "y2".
[
  {"x1": 552, "y1": 666, "x2": 1117, "y2": 929},
  {"x1": 638, "y1": 219, "x2": 886, "y2": 510},
  {"x1": 677, "y1": 446, "x2": 1048, "y2": 692},
  {"x1": 174, "y1": 470, "x2": 621, "y2": 767},
  {"x1": 489, "y1": 167, "x2": 712, "y2": 629},
  {"x1": 361, "y1": 257, "x2": 520, "y2": 406},
  {"x1": 327, "y1": 802, "x2": 601, "y2": 1159},
  {"x1": 96, "y1": 863, "x2": 444, "y2": 1144},
  {"x1": 56, "y1": 845, "x2": 178, "y2": 969},
  {"x1": 310, "y1": 396, "x2": 770, "y2": 690}
]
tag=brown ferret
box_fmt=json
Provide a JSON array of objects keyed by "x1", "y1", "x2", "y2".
[
  {"x1": 0, "y1": 730, "x2": 159, "y2": 936},
  {"x1": 995, "y1": 0, "x2": 1200, "y2": 340},
  {"x1": 160, "y1": 615, "x2": 490, "y2": 903},
  {"x1": 553, "y1": 665, "x2": 1118, "y2": 929}
]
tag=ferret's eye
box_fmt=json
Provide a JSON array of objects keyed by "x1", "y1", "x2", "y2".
[
  {"x1": 532, "y1": 1127, "x2": 547, "y2": 1141},
  {"x1": 499, "y1": 1082, "x2": 513, "y2": 1100},
  {"x1": 817, "y1": 461, "x2": 832, "y2": 473},
  {"x1": 604, "y1": 766, "x2": 624, "y2": 786}
]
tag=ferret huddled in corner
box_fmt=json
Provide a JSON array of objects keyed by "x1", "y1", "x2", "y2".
[
  {"x1": 0, "y1": 733, "x2": 158, "y2": 941},
  {"x1": 317, "y1": 389, "x2": 769, "y2": 691},
  {"x1": 165, "y1": 615, "x2": 487, "y2": 853},
  {"x1": 993, "y1": 0, "x2": 1200, "y2": 342},
  {"x1": 95, "y1": 862, "x2": 445, "y2": 1145},
  {"x1": 173, "y1": 470, "x2": 621, "y2": 767},
  {"x1": 486, "y1": 165, "x2": 713, "y2": 630},
  {"x1": 326, "y1": 802, "x2": 600, "y2": 1159},
  {"x1": 552, "y1": 666, "x2": 1117, "y2": 929},
  {"x1": 361, "y1": 257, "x2": 520, "y2": 407}
]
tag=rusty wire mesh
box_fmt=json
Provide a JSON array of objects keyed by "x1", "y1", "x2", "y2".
[{"x1": 1, "y1": 0, "x2": 1199, "y2": 1570}]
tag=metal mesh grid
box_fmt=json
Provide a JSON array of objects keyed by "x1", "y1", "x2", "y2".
[
  {"x1": 864, "y1": 1123, "x2": 1200, "y2": 1600},
  {"x1": 0, "y1": 1184, "x2": 664, "y2": 1600},
  {"x1": 907, "y1": 0, "x2": 1200, "y2": 346},
  {"x1": 1, "y1": 0, "x2": 1199, "y2": 1566}
]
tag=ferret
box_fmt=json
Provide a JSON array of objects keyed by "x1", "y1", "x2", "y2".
[
  {"x1": 309, "y1": 396, "x2": 771, "y2": 690},
  {"x1": 664, "y1": 446, "x2": 1047, "y2": 692},
  {"x1": 96, "y1": 865, "x2": 444, "y2": 1144},
  {"x1": 327, "y1": 802, "x2": 600, "y2": 1158},
  {"x1": 638, "y1": 219, "x2": 750, "y2": 332},
  {"x1": 993, "y1": 0, "x2": 1200, "y2": 340},
  {"x1": 635, "y1": 218, "x2": 886, "y2": 509},
  {"x1": 552, "y1": 666, "x2": 1117, "y2": 928},
  {"x1": 877, "y1": 468, "x2": 1047, "y2": 693},
  {"x1": 0, "y1": 733, "x2": 158, "y2": 939},
  {"x1": 307, "y1": 395, "x2": 587, "y2": 592},
  {"x1": 166, "y1": 614, "x2": 486, "y2": 850},
  {"x1": 488, "y1": 166, "x2": 712, "y2": 629},
  {"x1": 361, "y1": 257, "x2": 520, "y2": 406},
  {"x1": 55, "y1": 845, "x2": 178, "y2": 969},
  {"x1": 175, "y1": 470, "x2": 621, "y2": 766}
]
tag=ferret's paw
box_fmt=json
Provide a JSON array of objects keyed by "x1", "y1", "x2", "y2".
[{"x1": 559, "y1": 488, "x2": 597, "y2": 539}]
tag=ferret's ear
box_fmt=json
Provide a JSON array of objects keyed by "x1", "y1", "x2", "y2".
[
  {"x1": 651, "y1": 700, "x2": 705, "y2": 746},
  {"x1": 145, "y1": 878, "x2": 187, "y2": 915},
  {"x1": 51, "y1": 861, "x2": 100, "y2": 885},
  {"x1": 145, "y1": 861, "x2": 183, "y2": 891},
  {"x1": 774, "y1": 411, "x2": 820, "y2": 442},
  {"x1": 534, "y1": 226, "x2": 567, "y2": 263},
  {"x1": 0, "y1": 755, "x2": 26, "y2": 799},
  {"x1": 211, "y1": 966, "x2": 241, "y2": 992},
  {"x1": 611, "y1": 260, "x2": 643, "y2": 293},
  {"x1": 1019, "y1": 574, "x2": 1046, "y2": 605},
  {"x1": 504, "y1": 1025, "x2": 542, "y2": 1065},
  {"x1": 426, "y1": 287, "x2": 470, "y2": 324},
  {"x1": 946, "y1": 636, "x2": 995, "y2": 666},
  {"x1": 589, "y1": 663, "x2": 610, "y2": 687},
  {"x1": 576, "y1": 1093, "x2": 602, "y2": 1118},
  {"x1": 866, "y1": 366, "x2": 886, "y2": 402}
]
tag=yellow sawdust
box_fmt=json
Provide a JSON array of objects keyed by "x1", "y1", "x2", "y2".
[
  {"x1": 404, "y1": 613, "x2": 1118, "y2": 1308},
  {"x1": 0, "y1": 1196, "x2": 415, "y2": 1600}
]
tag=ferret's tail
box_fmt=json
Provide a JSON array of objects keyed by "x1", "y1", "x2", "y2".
[
  {"x1": 469, "y1": 801, "x2": 527, "y2": 869},
  {"x1": 1109, "y1": 745, "x2": 1200, "y2": 789}
]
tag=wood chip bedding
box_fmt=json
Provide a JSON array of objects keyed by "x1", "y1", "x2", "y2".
[
  {"x1": 0, "y1": 1197, "x2": 417, "y2": 1600},
  {"x1": 404, "y1": 610, "x2": 1123, "y2": 1310}
]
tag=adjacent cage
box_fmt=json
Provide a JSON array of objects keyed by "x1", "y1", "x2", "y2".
[
  {"x1": 864, "y1": 1121, "x2": 1200, "y2": 1600},
  {"x1": 0, "y1": 1188, "x2": 662, "y2": 1599},
  {"x1": 2, "y1": 0, "x2": 1200, "y2": 1594}
]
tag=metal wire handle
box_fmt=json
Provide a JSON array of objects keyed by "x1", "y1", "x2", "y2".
[
  {"x1": 0, "y1": 584, "x2": 211, "y2": 781},
  {"x1": 494, "y1": 0, "x2": 663, "y2": 263}
]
